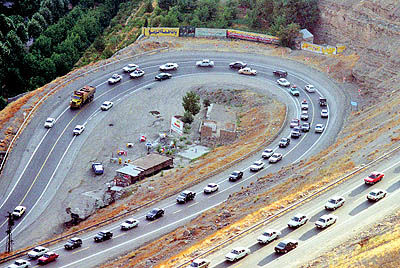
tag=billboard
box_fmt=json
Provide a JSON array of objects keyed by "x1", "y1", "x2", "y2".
[
  {"x1": 301, "y1": 42, "x2": 337, "y2": 55},
  {"x1": 179, "y1": 26, "x2": 195, "y2": 37},
  {"x1": 226, "y1": 29, "x2": 279, "y2": 44},
  {"x1": 142, "y1": 27, "x2": 179, "y2": 37},
  {"x1": 195, "y1": 28, "x2": 227, "y2": 38},
  {"x1": 170, "y1": 116, "x2": 184, "y2": 135}
]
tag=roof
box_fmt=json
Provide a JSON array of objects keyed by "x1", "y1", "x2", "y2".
[
  {"x1": 299, "y1": 29, "x2": 313, "y2": 39},
  {"x1": 116, "y1": 164, "x2": 143, "y2": 177},
  {"x1": 131, "y1": 153, "x2": 172, "y2": 170}
]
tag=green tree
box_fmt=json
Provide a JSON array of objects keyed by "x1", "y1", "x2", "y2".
[
  {"x1": 0, "y1": 96, "x2": 8, "y2": 110},
  {"x1": 278, "y1": 22, "x2": 300, "y2": 48},
  {"x1": 32, "y1": 13, "x2": 47, "y2": 29},
  {"x1": 39, "y1": 7, "x2": 53, "y2": 25},
  {"x1": 182, "y1": 111, "x2": 194, "y2": 124},
  {"x1": 161, "y1": 9, "x2": 180, "y2": 26},
  {"x1": 182, "y1": 91, "x2": 200, "y2": 116},
  {"x1": 158, "y1": 0, "x2": 177, "y2": 10},
  {"x1": 16, "y1": 23, "x2": 28, "y2": 43},
  {"x1": 28, "y1": 18, "x2": 43, "y2": 39},
  {"x1": 0, "y1": 14, "x2": 15, "y2": 36},
  {"x1": 144, "y1": 0, "x2": 154, "y2": 13},
  {"x1": 32, "y1": 35, "x2": 52, "y2": 57}
]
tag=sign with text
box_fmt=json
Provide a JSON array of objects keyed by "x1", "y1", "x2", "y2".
[
  {"x1": 226, "y1": 29, "x2": 279, "y2": 44},
  {"x1": 142, "y1": 27, "x2": 179, "y2": 37},
  {"x1": 170, "y1": 116, "x2": 184, "y2": 135},
  {"x1": 301, "y1": 42, "x2": 345, "y2": 55}
]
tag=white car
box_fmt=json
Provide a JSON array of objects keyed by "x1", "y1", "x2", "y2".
[
  {"x1": 315, "y1": 123, "x2": 324, "y2": 133},
  {"x1": 269, "y1": 153, "x2": 283, "y2": 163},
  {"x1": 301, "y1": 100, "x2": 308, "y2": 110},
  {"x1": 123, "y1": 64, "x2": 139, "y2": 72},
  {"x1": 204, "y1": 183, "x2": 219, "y2": 193},
  {"x1": 288, "y1": 213, "x2": 308, "y2": 228},
  {"x1": 73, "y1": 125, "x2": 85, "y2": 135},
  {"x1": 159, "y1": 62, "x2": 179, "y2": 71},
  {"x1": 238, "y1": 67, "x2": 257, "y2": 75},
  {"x1": 7, "y1": 259, "x2": 30, "y2": 268},
  {"x1": 44, "y1": 117, "x2": 56, "y2": 128},
  {"x1": 28, "y1": 246, "x2": 49, "y2": 259},
  {"x1": 250, "y1": 160, "x2": 265, "y2": 171},
  {"x1": 277, "y1": 78, "x2": 290, "y2": 87},
  {"x1": 130, "y1": 68, "x2": 145, "y2": 78},
  {"x1": 257, "y1": 229, "x2": 281, "y2": 244},
  {"x1": 196, "y1": 59, "x2": 214, "y2": 67},
  {"x1": 188, "y1": 258, "x2": 210, "y2": 268},
  {"x1": 367, "y1": 189, "x2": 387, "y2": 201},
  {"x1": 325, "y1": 196, "x2": 345, "y2": 210},
  {"x1": 304, "y1": 84, "x2": 316, "y2": 93},
  {"x1": 108, "y1": 74, "x2": 122, "y2": 84},
  {"x1": 300, "y1": 110, "x2": 309, "y2": 121},
  {"x1": 12, "y1": 206, "x2": 26, "y2": 218},
  {"x1": 101, "y1": 101, "x2": 113, "y2": 111},
  {"x1": 315, "y1": 214, "x2": 338, "y2": 229},
  {"x1": 120, "y1": 218, "x2": 139, "y2": 230},
  {"x1": 321, "y1": 109, "x2": 329, "y2": 118},
  {"x1": 225, "y1": 247, "x2": 250, "y2": 262},
  {"x1": 262, "y1": 148, "x2": 274, "y2": 159}
]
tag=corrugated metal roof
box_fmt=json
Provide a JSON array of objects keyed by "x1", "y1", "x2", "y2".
[
  {"x1": 116, "y1": 164, "x2": 143, "y2": 177},
  {"x1": 300, "y1": 29, "x2": 313, "y2": 39},
  {"x1": 131, "y1": 153, "x2": 172, "y2": 170}
]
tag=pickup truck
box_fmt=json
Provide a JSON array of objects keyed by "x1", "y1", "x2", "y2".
[{"x1": 176, "y1": 190, "x2": 196, "y2": 203}]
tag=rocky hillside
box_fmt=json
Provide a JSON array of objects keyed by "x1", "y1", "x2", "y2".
[{"x1": 315, "y1": 0, "x2": 400, "y2": 100}]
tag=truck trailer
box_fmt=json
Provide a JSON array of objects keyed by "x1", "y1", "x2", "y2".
[{"x1": 70, "y1": 85, "x2": 96, "y2": 109}]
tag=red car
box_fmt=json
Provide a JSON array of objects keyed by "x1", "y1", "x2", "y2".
[
  {"x1": 364, "y1": 172, "x2": 384, "y2": 184},
  {"x1": 38, "y1": 252, "x2": 59, "y2": 265}
]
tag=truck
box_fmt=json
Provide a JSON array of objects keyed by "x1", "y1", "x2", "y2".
[
  {"x1": 176, "y1": 190, "x2": 196, "y2": 203},
  {"x1": 70, "y1": 85, "x2": 96, "y2": 109}
]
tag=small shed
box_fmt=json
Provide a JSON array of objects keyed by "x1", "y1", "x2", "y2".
[{"x1": 299, "y1": 29, "x2": 314, "y2": 43}]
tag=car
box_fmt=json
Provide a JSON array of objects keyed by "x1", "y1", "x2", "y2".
[
  {"x1": 319, "y1": 97, "x2": 327, "y2": 106},
  {"x1": 367, "y1": 189, "x2": 387, "y2": 201},
  {"x1": 73, "y1": 124, "x2": 85, "y2": 135},
  {"x1": 364, "y1": 172, "x2": 384, "y2": 185},
  {"x1": 229, "y1": 170, "x2": 243, "y2": 181},
  {"x1": 288, "y1": 213, "x2": 308, "y2": 228},
  {"x1": 155, "y1": 72, "x2": 172, "y2": 81},
  {"x1": 300, "y1": 110, "x2": 309, "y2": 121},
  {"x1": 274, "y1": 239, "x2": 298, "y2": 254},
  {"x1": 91, "y1": 162, "x2": 104, "y2": 175},
  {"x1": 304, "y1": 84, "x2": 316, "y2": 93},
  {"x1": 188, "y1": 258, "x2": 210, "y2": 268},
  {"x1": 277, "y1": 78, "x2": 290, "y2": 87},
  {"x1": 321, "y1": 109, "x2": 329, "y2": 118},
  {"x1": 290, "y1": 118, "x2": 300, "y2": 128},
  {"x1": 325, "y1": 196, "x2": 345, "y2": 210},
  {"x1": 123, "y1": 63, "x2": 139, "y2": 72},
  {"x1": 130, "y1": 68, "x2": 145, "y2": 78},
  {"x1": 238, "y1": 67, "x2": 257, "y2": 75},
  {"x1": 12, "y1": 206, "x2": 26, "y2": 218},
  {"x1": 64, "y1": 237, "x2": 82, "y2": 250},
  {"x1": 204, "y1": 183, "x2": 219, "y2": 193},
  {"x1": 196, "y1": 59, "x2": 214, "y2": 67},
  {"x1": 315, "y1": 123, "x2": 325, "y2": 133},
  {"x1": 301, "y1": 99, "x2": 309, "y2": 110},
  {"x1": 37, "y1": 252, "x2": 59, "y2": 264},
  {"x1": 289, "y1": 85, "x2": 300, "y2": 96},
  {"x1": 159, "y1": 62, "x2": 179, "y2": 71},
  {"x1": 7, "y1": 259, "x2": 30, "y2": 268},
  {"x1": 176, "y1": 190, "x2": 196, "y2": 203},
  {"x1": 301, "y1": 122, "x2": 310, "y2": 132},
  {"x1": 146, "y1": 208, "x2": 165, "y2": 220},
  {"x1": 250, "y1": 160, "x2": 265, "y2": 171},
  {"x1": 120, "y1": 218, "x2": 139, "y2": 230},
  {"x1": 94, "y1": 230, "x2": 113, "y2": 242},
  {"x1": 108, "y1": 74, "x2": 122, "y2": 84},
  {"x1": 44, "y1": 117, "x2": 56, "y2": 128},
  {"x1": 229, "y1": 61, "x2": 247, "y2": 69},
  {"x1": 273, "y1": 70, "x2": 288, "y2": 78},
  {"x1": 257, "y1": 229, "x2": 281, "y2": 244},
  {"x1": 291, "y1": 127, "x2": 301, "y2": 138},
  {"x1": 225, "y1": 247, "x2": 250, "y2": 262},
  {"x1": 100, "y1": 101, "x2": 113, "y2": 111},
  {"x1": 269, "y1": 153, "x2": 283, "y2": 163},
  {"x1": 279, "y1": 137, "x2": 290, "y2": 148},
  {"x1": 262, "y1": 148, "x2": 274, "y2": 159},
  {"x1": 315, "y1": 214, "x2": 338, "y2": 229},
  {"x1": 28, "y1": 246, "x2": 49, "y2": 259}
]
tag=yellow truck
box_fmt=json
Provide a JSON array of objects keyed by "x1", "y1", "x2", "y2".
[{"x1": 70, "y1": 85, "x2": 96, "y2": 109}]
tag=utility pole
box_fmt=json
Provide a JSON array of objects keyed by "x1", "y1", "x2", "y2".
[{"x1": 5, "y1": 212, "x2": 14, "y2": 253}]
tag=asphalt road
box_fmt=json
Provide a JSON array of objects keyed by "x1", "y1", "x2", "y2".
[{"x1": 0, "y1": 51, "x2": 346, "y2": 267}]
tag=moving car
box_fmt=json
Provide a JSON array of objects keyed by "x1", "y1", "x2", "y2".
[
  {"x1": 12, "y1": 206, "x2": 26, "y2": 218},
  {"x1": 28, "y1": 246, "x2": 49, "y2": 259},
  {"x1": 279, "y1": 137, "x2": 290, "y2": 148},
  {"x1": 146, "y1": 208, "x2": 165, "y2": 220},
  {"x1": 300, "y1": 110, "x2": 309, "y2": 121},
  {"x1": 188, "y1": 258, "x2": 210, "y2": 268},
  {"x1": 225, "y1": 247, "x2": 250, "y2": 262},
  {"x1": 321, "y1": 109, "x2": 329, "y2": 118},
  {"x1": 304, "y1": 84, "x2": 316, "y2": 93},
  {"x1": 44, "y1": 117, "x2": 56, "y2": 128},
  {"x1": 238, "y1": 67, "x2": 257, "y2": 75},
  {"x1": 155, "y1": 72, "x2": 172, "y2": 81},
  {"x1": 37, "y1": 252, "x2": 59, "y2": 265},
  {"x1": 130, "y1": 68, "x2": 145, "y2": 78},
  {"x1": 73, "y1": 125, "x2": 85, "y2": 135},
  {"x1": 7, "y1": 259, "x2": 30, "y2": 268},
  {"x1": 290, "y1": 118, "x2": 300, "y2": 128},
  {"x1": 288, "y1": 213, "x2": 308, "y2": 228},
  {"x1": 229, "y1": 61, "x2": 247, "y2": 69},
  {"x1": 269, "y1": 153, "x2": 283, "y2": 163},
  {"x1": 120, "y1": 218, "x2": 139, "y2": 230},
  {"x1": 250, "y1": 160, "x2": 265, "y2": 171},
  {"x1": 204, "y1": 183, "x2": 219, "y2": 193},
  {"x1": 100, "y1": 101, "x2": 113, "y2": 111},
  {"x1": 108, "y1": 74, "x2": 122, "y2": 84},
  {"x1": 325, "y1": 196, "x2": 345, "y2": 210},
  {"x1": 301, "y1": 122, "x2": 310, "y2": 132},
  {"x1": 273, "y1": 70, "x2": 288, "y2": 78},
  {"x1": 315, "y1": 123, "x2": 324, "y2": 133},
  {"x1": 176, "y1": 190, "x2": 196, "y2": 203},
  {"x1": 91, "y1": 162, "x2": 104, "y2": 175},
  {"x1": 274, "y1": 239, "x2": 298, "y2": 254},
  {"x1": 364, "y1": 172, "x2": 384, "y2": 185},
  {"x1": 315, "y1": 214, "x2": 338, "y2": 229},
  {"x1": 229, "y1": 170, "x2": 243, "y2": 181},
  {"x1": 94, "y1": 230, "x2": 113, "y2": 242},
  {"x1": 319, "y1": 97, "x2": 327, "y2": 106},
  {"x1": 64, "y1": 237, "x2": 82, "y2": 250},
  {"x1": 196, "y1": 59, "x2": 214, "y2": 67},
  {"x1": 301, "y1": 99, "x2": 309, "y2": 110},
  {"x1": 257, "y1": 229, "x2": 281, "y2": 244},
  {"x1": 367, "y1": 189, "x2": 387, "y2": 201},
  {"x1": 123, "y1": 64, "x2": 139, "y2": 72},
  {"x1": 159, "y1": 62, "x2": 179, "y2": 71},
  {"x1": 277, "y1": 78, "x2": 290, "y2": 87},
  {"x1": 291, "y1": 126, "x2": 301, "y2": 138},
  {"x1": 262, "y1": 148, "x2": 274, "y2": 159},
  {"x1": 289, "y1": 85, "x2": 300, "y2": 96}
]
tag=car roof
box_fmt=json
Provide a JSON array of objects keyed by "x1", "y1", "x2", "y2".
[
  {"x1": 34, "y1": 246, "x2": 47, "y2": 250},
  {"x1": 371, "y1": 188, "x2": 384, "y2": 193},
  {"x1": 15, "y1": 205, "x2": 25, "y2": 210}
]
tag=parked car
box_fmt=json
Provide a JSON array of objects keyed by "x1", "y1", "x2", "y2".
[
  {"x1": 146, "y1": 208, "x2": 165, "y2": 220},
  {"x1": 289, "y1": 86, "x2": 300, "y2": 96},
  {"x1": 238, "y1": 67, "x2": 257, "y2": 75},
  {"x1": 262, "y1": 148, "x2": 274, "y2": 159},
  {"x1": 291, "y1": 126, "x2": 301, "y2": 138},
  {"x1": 229, "y1": 170, "x2": 243, "y2": 181},
  {"x1": 44, "y1": 117, "x2": 56, "y2": 128},
  {"x1": 130, "y1": 68, "x2": 145, "y2": 78},
  {"x1": 94, "y1": 230, "x2": 113, "y2": 242},
  {"x1": 12, "y1": 206, "x2": 26, "y2": 218},
  {"x1": 325, "y1": 196, "x2": 345, "y2": 210},
  {"x1": 301, "y1": 99, "x2": 309, "y2": 110},
  {"x1": 304, "y1": 84, "x2": 316, "y2": 93},
  {"x1": 229, "y1": 61, "x2": 247, "y2": 69},
  {"x1": 100, "y1": 101, "x2": 113, "y2": 111},
  {"x1": 120, "y1": 218, "x2": 139, "y2": 230},
  {"x1": 250, "y1": 160, "x2": 265, "y2": 171},
  {"x1": 64, "y1": 237, "x2": 82, "y2": 250},
  {"x1": 257, "y1": 229, "x2": 281, "y2": 244},
  {"x1": 7, "y1": 259, "x2": 30, "y2": 268},
  {"x1": 288, "y1": 213, "x2": 308, "y2": 228},
  {"x1": 73, "y1": 125, "x2": 85, "y2": 135},
  {"x1": 279, "y1": 137, "x2": 290, "y2": 148},
  {"x1": 273, "y1": 70, "x2": 288, "y2": 78},
  {"x1": 188, "y1": 258, "x2": 210, "y2": 268},
  {"x1": 277, "y1": 78, "x2": 290, "y2": 87},
  {"x1": 300, "y1": 110, "x2": 309, "y2": 121},
  {"x1": 196, "y1": 59, "x2": 214, "y2": 67},
  {"x1": 123, "y1": 64, "x2": 139, "y2": 72},
  {"x1": 91, "y1": 162, "x2": 104, "y2": 175},
  {"x1": 274, "y1": 239, "x2": 298, "y2": 254},
  {"x1": 364, "y1": 172, "x2": 384, "y2": 185},
  {"x1": 321, "y1": 109, "x2": 329, "y2": 118},
  {"x1": 225, "y1": 247, "x2": 250, "y2": 262},
  {"x1": 367, "y1": 189, "x2": 387, "y2": 201},
  {"x1": 155, "y1": 72, "x2": 172, "y2": 81},
  {"x1": 301, "y1": 122, "x2": 310, "y2": 132},
  {"x1": 315, "y1": 214, "x2": 338, "y2": 229},
  {"x1": 108, "y1": 74, "x2": 122, "y2": 84},
  {"x1": 28, "y1": 246, "x2": 49, "y2": 259},
  {"x1": 176, "y1": 190, "x2": 196, "y2": 203},
  {"x1": 315, "y1": 123, "x2": 324, "y2": 133},
  {"x1": 204, "y1": 183, "x2": 219, "y2": 193},
  {"x1": 37, "y1": 252, "x2": 59, "y2": 265},
  {"x1": 290, "y1": 118, "x2": 300, "y2": 128}
]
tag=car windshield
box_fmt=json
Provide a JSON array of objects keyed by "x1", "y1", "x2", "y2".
[
  {"x1": 369, "y1": 174, "x2": 378, "y2": 179},
  {"x1": 319, "y1": 218, "x2": 326, "y2": 223},
  {"x1": 370, "y1": 192, "x2": 377, "y2": 196},
  {"x1": 46, "y1": 119, "x2": 53, "y2": 123},
  {"x1": 265, "y1": 149, "x2": 272, "y2": 153},
  {"x1": 292, "y1": 216, "x2": 300, "y2": 221},
  {"x1": 232, "y1": 171, "x2": 239, "y2": 176},
  {"x1": 15, "y1": 261, "x2": 24, "y2": 265},
  {"x1": 150, "y1": 209, "x2": 158, "y2": 214},
  {"x1": 43, "y1": 254, "x2": 50, "y2": 258},
  {"x1": 33, "y1": 248, "x2": 41, "y2": 252},
  {"x1": 112, "y1": 75, "x2": 118, "y2": 78},
  {"x1": 190, "y1": 262, "x2": 199, "y2": 267},
  {"x1": 179, "y1": 193, "x2": 187, "y2": 197},
  {"x1": 208, "y1": 184, "x2": 215, "y2": 187},
  {"x1": 126, "y1": 220, "x2": 134, "y2": 224},
  {"x1": 328, "y1": 199, "x2": 336, "y2": 204},
  {"x1": 263, "y1": 232, "x2": 271, "y2": 236},
  {"x1": 99, "y1": 232, "x2": 106, "y2": 236},
  {"x1": 281, "y1": 139, "x2": 286, "y2": 142},
  {"x1": 231, "y1": 249, "x2": 239, "y2": 254},
  {"x1": 277, "y1": 242, "x2": 286, "y2": 248}
]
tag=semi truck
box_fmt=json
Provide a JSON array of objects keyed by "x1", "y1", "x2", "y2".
[{"x1": 70, "y1": 85, "x2": 96, "y2": 109}]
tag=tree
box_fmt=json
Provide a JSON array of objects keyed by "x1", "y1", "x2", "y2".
[
  {"x1": 32, "y1": 13, "x2": 47, "y2": 29},
  {"x1": 16, "y1": 23, "x2": 28, "y2": 43},
  {"x1": 182, "y1": 91, "x2": 200, "y2": 116},
  {"x1": 182, "y1": 111, "x2": 194, "y2": 124},
  {"x1": 144, "y1": 0, "x2": 154, "y2": 13},
  {"x1": 39, "y1": 7, "x2": 53, "y2": 25},
  {"x1": 0, "y1": 14, "x2": 15, "y2": 36},
  {"x1": 31, "y1": 35, "x2": 52, "y2": 57},
  {"x1": 278, "y1": 22, "x2": 300, "y2": 48},
  {"x1": 28, "y1": 18, "x2": 43, "y2": 39},
  {"x1": 158, "y1": 0, "x2": 177, "y2": 10}
]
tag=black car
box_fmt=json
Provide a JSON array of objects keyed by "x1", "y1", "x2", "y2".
[
  {"x1": 176, "y1": 190, "x2": 196, "y2": 204},
  {"x1": 229, "y1": 170, "x2": 244, "y2": 181},
  {"x1": 94, "y1": 230, "x2": 113, "y2": 242},
  {"x1": 275, "y1": 239, "x2": 298, "y2": 254},
  {"x1": 64, "y1": 237, "x2": 82, "y2": 249},
  {"x1": 279, "y1": 137, "x2": 290, "y2": 148},
  {"x1": 273, "y1": 70, "x2": 288, "y2": 78},
  {"x1": 155, "y1": 72, "x2": 172, "y2": 81},
  {"x1": 319, "y1": 97, "x2": 327, "y2": 107},
  {"x1": 146, "y1": 208, "x2": 165, "y2": 220},
  {"x1": 229, "y1": 61, "x2": 247, "y2": 69},
  {"x1": 301, "y1": 123, "x2": 310, "y2": 132}
]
